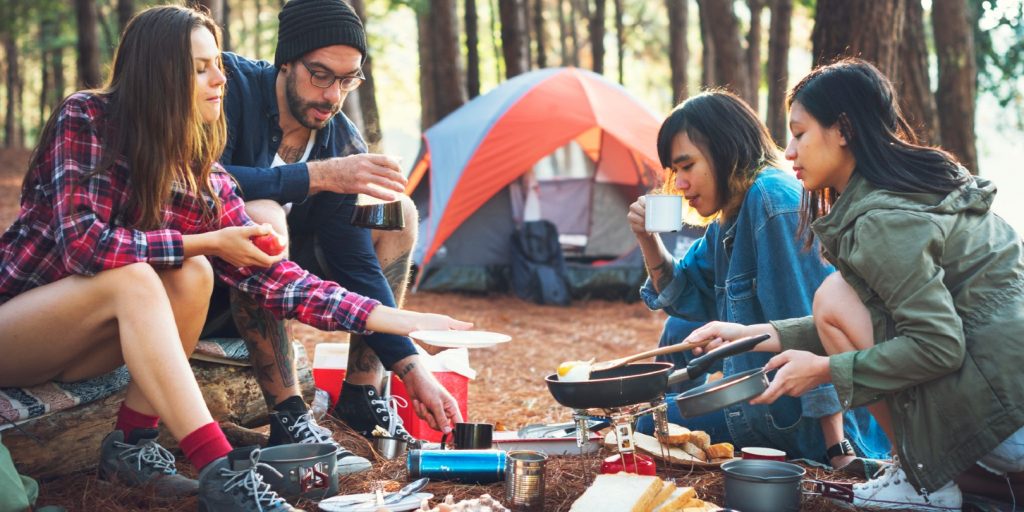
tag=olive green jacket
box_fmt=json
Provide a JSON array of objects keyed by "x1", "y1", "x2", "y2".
[{"x1": 771, "y1": 173, "x2": 1024, "y2": 492}]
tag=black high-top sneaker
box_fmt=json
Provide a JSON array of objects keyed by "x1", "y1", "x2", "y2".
[
  {"x1": 267, "y1": 396, "x2": 371, "y2": 475},
  {"x1": 98, "y1": 429, "x2": 198, "y2": 497},
  {"x1": 332, "y1": 383, "x2": 423, "y2": 449},
  {"x1": 197, "y1": 446, "x2": 301, "y2": 512}
]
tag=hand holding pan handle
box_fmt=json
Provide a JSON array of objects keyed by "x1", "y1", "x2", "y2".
[{"x1": 667, "y1": 333, "x2": 771, "y2": 386}]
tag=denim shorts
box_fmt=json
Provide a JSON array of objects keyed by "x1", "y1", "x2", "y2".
[{"x1": 978, "y1": 425, "x2": 1024, "y2": 475}]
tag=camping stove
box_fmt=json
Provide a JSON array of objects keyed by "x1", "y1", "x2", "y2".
[{"x1": 571, "y1": 398, "x2": 670, "y2": 474}]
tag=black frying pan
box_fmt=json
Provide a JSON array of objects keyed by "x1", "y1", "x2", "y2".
[{"x1": 545, "y1": 334, "x2": 770, "y2": 410}]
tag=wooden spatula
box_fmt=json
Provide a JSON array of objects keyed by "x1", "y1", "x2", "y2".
[{"x1": 591, "y1": 339, "x2": 713, "y2": 372}]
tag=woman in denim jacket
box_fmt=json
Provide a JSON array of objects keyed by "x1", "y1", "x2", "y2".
[{"x1": 628, "y1": 91, "x2": 889, "y2": 468}]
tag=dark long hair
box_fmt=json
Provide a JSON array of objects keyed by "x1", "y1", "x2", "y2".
[
  {"x1": 787, "y1": 59, "x2": 969, "y2": 244},
  {"x1": 26, "y1": 5, "x2": 226, "y2": 230},
  {"x1": 656, "y1": 90, "x2": 780, "y2": 223}
]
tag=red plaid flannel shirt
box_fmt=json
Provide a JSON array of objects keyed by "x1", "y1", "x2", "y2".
[{"x1": 0, "y1": 92, "x2": 379, "y2": 333}]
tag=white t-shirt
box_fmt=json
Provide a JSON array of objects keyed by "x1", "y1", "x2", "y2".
[{"x1": 272, "y1": 130, "x2": 316, "y2": 213}]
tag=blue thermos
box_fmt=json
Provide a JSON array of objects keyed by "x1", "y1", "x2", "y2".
[{"x1": 407, "y1": 449, "x2": 507, "y2": 483}]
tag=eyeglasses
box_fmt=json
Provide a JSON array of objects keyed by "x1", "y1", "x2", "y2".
[{"x1": 300, "y1": 60, "x2": 365, "y2": 92}]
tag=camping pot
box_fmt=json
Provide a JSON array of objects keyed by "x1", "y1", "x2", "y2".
[
  {"x1": 674, "y1": 367, "x2": 770, "y2": 418},
  {"x1": 256, "y1": 443, "x2": 339, "y2": 501},
  {"x1": 721, "y1": 459, "x2": 805, "y2": 512}
]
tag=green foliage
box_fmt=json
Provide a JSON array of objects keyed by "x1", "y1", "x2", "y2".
[{"x1": 973, "y1": 0, "x2": 1024, "y2": 126}]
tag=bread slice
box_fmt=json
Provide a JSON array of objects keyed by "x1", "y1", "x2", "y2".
[
  {"x1": 688, "y1": 430, "x2": 711, "y2": 451},
  {"x1": 651, "y1": 486, "x2": 698, "y2": 512},
  {"x1": 705, "y1": 442, "x2": 734, "y2": 460},
  {"x1": 680, "y1": 442, "x2": 707, "y2": 462},
  {"x1": 570, "y1": 473, "x2": 664, "y2": 512},
  {"x1": 655, "y1": 423, "x2": 691, "y2": 446},
  {"x1": 650, "y1": 480, "x2": 677, "y2": 510}
]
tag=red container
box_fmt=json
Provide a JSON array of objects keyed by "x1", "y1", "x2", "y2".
[
  {"x1": 600, "y1": 452, "x2": 657, "y2": 475},
  {"x1": 388, "y1": 372, "x2": 469, "y2": 442},
  {"x1": 312, "y1": 367, "x2": 347, "y2": 407}
]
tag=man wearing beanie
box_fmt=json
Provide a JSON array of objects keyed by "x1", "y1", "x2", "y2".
[{"x1": 202, "y1": 0, "x2": 464, "y2": 470}]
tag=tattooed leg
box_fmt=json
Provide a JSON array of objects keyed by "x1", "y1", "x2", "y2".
[{"x1": 230, "y1": 288, "x2": 299, "y2": 408}]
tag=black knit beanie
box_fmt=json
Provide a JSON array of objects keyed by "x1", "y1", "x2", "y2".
[{"x1": 275, "y1": 0, "x2": 366, "y2": 68}]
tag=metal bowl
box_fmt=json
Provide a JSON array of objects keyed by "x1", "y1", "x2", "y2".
[
  {"x1": 721, "y1": 459, "x2": 805, "y2": 512},
  {"x1": 674, "y1": 367, "x2": 768, "y2": 418},
  {"x1": 255, "y1": 443, "x2": 339, "y2": 501}
]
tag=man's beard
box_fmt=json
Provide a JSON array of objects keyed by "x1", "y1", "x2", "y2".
[{"x1": 285, "y1": 70, "x2": 340, "y2": 130}]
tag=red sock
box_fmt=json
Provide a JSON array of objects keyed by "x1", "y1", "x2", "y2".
[
  {"x1": 115, "y1": 402, "x2": 159, "y2": 437},
  {"x1": 180, "y1": 422, "x2": 233, "y2": 471}
]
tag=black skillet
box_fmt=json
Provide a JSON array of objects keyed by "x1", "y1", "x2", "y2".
[{"x1": 544, "y1": 334, "x2": 770, "y2": 410}]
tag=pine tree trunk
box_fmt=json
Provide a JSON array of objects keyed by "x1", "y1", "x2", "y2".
[
  {"x1": 432, "y1": 0, "x2": 467, "y2": 121},
  {"x1": 557, "y1": 0, "x2": 569, "y2": 65},
  {"x1": 666, "y1": 0, "x2": 688, "y2": 103},
  {"x1": 897, "y1": 0, "x2": 939, "y2": 145},
  {"x1": 500, "y1": 0, "x2": 529, "y2": 78},
  {"x1": 697, "y1": 0, "x2": 748, "y2": 100},
  {"x1": 490, "y1": 0, "x2": 505, "y2": 79},
  {"x1": 522, "y1": 0, "x2": 533, "y2": 69},
  {"x1": 534, "y1": 0, "x2": 547, "y2": 68},
  {"x1": 590, "y1": 0, "x2": 605, "y2": 74},
  {"x1": 766, "y1": 0, "x2": 791, "y2": 146},
  {"x1": 350, "y1": 0, "x2": 383, "y2": 151},
  {"x1": 3, "y1": 32, "x2": 22, "y2": 148},
  {"x1": 117, "y1": 0, "x2": 134, "y2": 35},
  {"x1": 614, "y1": 0, "x2": 624, "y2": 84},
  {"x1": 568, "y1": 0, "x2": 580, "y2": 66},
  {"x1": 417, "y1": 8, "x2": 436, "y2": 130},
  {"x1": 698, "y1": 0, "x2": 714, "y2": 87},
  {"x1": 466, "y1": 0, "x2": 481, "y2": 98},
  {"x1": 746, "y1": 0, "x2": 764, "y2": 110},
  {"x1": 811, "y1": 0, "x2": 904, "y2": 80},
  {"x1": 932, "y1": 0, "x2": 978, "y2": 174},
  {"x1": 75, "y1": 0, "x2": 102, "y2": 89}
]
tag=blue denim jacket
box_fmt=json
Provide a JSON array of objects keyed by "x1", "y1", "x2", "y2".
[{"x1": 640, "y1": 169, "x2": 890, "y2": 461}]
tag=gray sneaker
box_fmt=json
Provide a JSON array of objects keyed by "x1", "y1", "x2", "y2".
[
  {"x1": 268, "y1": 409, "x2": 372, "y2": 475},
  {"x1": 98, "y1": 429, "x2": 198, "y2": 497},
  {"x1": 197, "y1": 446, "x2": 302, "y2": 512}
]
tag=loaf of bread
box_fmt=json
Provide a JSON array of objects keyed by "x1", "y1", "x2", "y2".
[
  {"x1": 651, "y1": 486, "x2": 698, "y2": 512},
  {"x1": 655, "y1": 423, "x2": 692, "y2": 446},
  {"x1": 569, "y1": 473, "x2": 664, "y2": 512},
  {"x1": 705, "y1": 442, "x2": 734, "y2": 460}
]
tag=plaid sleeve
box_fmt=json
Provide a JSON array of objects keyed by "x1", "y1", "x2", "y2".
[
  {"x1": 51, "y1": 95, "x2": 184, "y2": 274},
  {"x1": 208, "y1": 170, "x2": 380, "y2": 333}
]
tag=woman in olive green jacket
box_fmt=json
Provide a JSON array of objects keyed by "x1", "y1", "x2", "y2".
[{"x1": 684, "y1": 59, "x2": 1024, "y2": 510}]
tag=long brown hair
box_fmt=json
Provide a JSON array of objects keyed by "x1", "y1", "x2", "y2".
[
  {"x1": 787, "y1": 59, "x2": 968, "y2": 248},
  {"x1": 27, "y1": 5, "x2": 227, "y2": 230}
]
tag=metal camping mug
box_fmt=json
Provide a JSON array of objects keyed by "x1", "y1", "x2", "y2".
[
  {"x1": 505, "y1": 450, "x2": 547, "y2": 511},
  {"x1": 407, "y1": 449, "x2": 507, "y2": 484}
]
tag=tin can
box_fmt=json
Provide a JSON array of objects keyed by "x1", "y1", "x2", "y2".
[{"x1": 407, "y1": 449, "x2": 507, "y2": 483}]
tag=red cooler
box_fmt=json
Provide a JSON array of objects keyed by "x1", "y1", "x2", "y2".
[
  {"x1": 388, "y1": 372, "x2": 469, "y2": 442},
  {"x1": 312, "y1": 343, "x2": 349, "y2": 407}
]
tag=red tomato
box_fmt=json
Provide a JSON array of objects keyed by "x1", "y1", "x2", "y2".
[{"x1": 251, "y1": 233, "x2": 286, "y2": 256}]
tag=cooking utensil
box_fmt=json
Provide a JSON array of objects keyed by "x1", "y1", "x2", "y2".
[
  {"x1": 675, "y1": 367, "x2": 770, "y2": 418},
  {"x1": 544, "y1": 334, "x2": 769, "y2": 410},
  {"x1": 590, "y1": 339, "x2": 713, "y2": 372},
  {"x1": 721, "y1": 459, "x2": 805, "y2": 512},
  {"x1": 383, "y1": 478, "x2": 430, "y2": 505}
]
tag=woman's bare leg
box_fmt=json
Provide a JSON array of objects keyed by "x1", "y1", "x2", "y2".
[
  {"x1": 0, "y1": 260, "x2": 214, "y2": 440},
  {"x1": 813, "y1": 272, "x2": 897, "y2": 453}
]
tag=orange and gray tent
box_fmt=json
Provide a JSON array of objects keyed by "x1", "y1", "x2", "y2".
[{"x1": 408, "y1": 67, "x2": 679, "y2": 296}]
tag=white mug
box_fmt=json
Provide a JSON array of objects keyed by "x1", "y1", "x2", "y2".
[{"x1": 644, "y1": 194, "x2": 683, "y2": 233}]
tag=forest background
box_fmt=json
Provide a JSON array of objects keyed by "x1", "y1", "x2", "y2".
[{"x1": 0, "y1": 0, "x2": 1022, "y2": 227}]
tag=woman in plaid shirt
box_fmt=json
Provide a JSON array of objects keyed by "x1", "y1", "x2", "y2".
[{"x1": 0, "y1": 6, "x2": 468, "y2": 510}]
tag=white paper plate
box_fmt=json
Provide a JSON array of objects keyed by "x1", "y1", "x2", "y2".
[
  {"x1": 409, "y1": 330, "x2": 511, "y2": 348},
  {"x1": 318, "y1": 492, "x2": 433, "y2": 512}
]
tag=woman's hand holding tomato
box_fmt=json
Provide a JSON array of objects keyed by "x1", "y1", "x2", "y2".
[{"x1": 214, "y1": 224, "x2": 286, "y2": 268}]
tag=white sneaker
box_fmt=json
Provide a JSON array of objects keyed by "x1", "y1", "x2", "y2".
[{"x1": 853, "y1": 461, "x2": 962, "y2": 510}]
